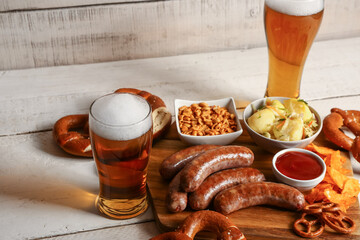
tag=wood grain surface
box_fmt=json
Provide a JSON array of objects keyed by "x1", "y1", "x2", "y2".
[
  {"x1": 1, "y1": 0, "x2": 360, "y2": 70},
  {"x1": 147, "y1": 122, "x2": 360, "y2": 239}
]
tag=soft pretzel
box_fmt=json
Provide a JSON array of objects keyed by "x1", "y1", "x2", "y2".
[
  {"x1": 114, "y1": 88, "x2": 172, "y2": 141},
  {"x1": 323, "y1": 108, "x2": 360, "y2": 163},
  {"x1": 53, "y1": 114, "x2": 92, "y2": 157},
  {"x1": 53, "y1": 88, "x2": 171, "y2": 157},
  {"x1": 332, "y1": 108, "x2": 360, "y2": 136},
  {"x1": 150, "y1": 210, "x2": 246, "y2": 240}
]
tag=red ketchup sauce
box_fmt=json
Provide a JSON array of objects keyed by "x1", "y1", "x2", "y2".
[{"x1": 275, "y1": 151, "x2": 323, "y2": 180}]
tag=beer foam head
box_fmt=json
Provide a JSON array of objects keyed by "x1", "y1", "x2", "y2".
[
  {"x1": 266, "y1": 0, "x2": 324, "y2": 16},
  {"x1": 89, "y1": 93, "x2": 152, "y2": 141}
]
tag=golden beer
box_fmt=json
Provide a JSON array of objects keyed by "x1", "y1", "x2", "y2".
[
  {"x1": 89, "y1": 93, "x2": 153, "y2": 219},
  {"x1": 264, "y1": 0, "x2": 324, "y2": 98}
]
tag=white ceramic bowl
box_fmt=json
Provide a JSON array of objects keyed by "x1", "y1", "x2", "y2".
[
  {"x1": 174, "y1": 97, "x2": 243, "y2": 145},
  {"x1": 272, "y1": 148, "x2": 326, "y2": 191},
  {"x1": 243, "y1": 97, "x2": 322, "y2": 153}
]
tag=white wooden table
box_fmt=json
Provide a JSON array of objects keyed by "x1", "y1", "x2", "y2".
[{"x1": 0, "y1": 37, "x2": 359, "y2": 240}]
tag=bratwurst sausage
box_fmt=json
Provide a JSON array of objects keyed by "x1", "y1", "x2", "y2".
[
  {"x1": 213, "y1": 182, "x2": 305, "y2": 215},
  {"x1": 180, "y1": 146, "x2": 254, "y2": 192},
  {"x1": 160, "y1": 144, "x2": 220, "y2": 180},
  {"x1": 189, "y1": 168, "x2": 265, "y2": 210},
  {"x1": 166, "y1": 171, "x2": 188, "y2": 212}
]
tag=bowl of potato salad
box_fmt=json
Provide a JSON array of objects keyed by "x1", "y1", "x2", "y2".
[{"x1": 243, "y1": 97, "x2": 322, "y2": 153}]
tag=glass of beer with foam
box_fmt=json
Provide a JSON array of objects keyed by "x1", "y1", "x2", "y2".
[
  {"x1": 264, "y1": 0, "x2": 324, "y2": 98},
  {"x1": 89, "y1": 93, "x2": 153, "y2": 219}
]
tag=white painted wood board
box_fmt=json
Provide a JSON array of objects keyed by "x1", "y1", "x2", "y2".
[
  {"x1": 0, "y1": 0, "x2": 360, "y2": 70},
  {"x1": 44, "y1": 221, "x2": 159, "y2": 240},
  {"x1": 0, "y1": 37, "x2": 359, "y2": 136},
  {"x1": 0, "y1": 0, "x2": 148, "y2": 12},
  {"x1": 0, "y1": 131, "x2": 156, "y2": 240}
]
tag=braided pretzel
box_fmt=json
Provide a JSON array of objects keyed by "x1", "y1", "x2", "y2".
[
  {"x1": 321, "y1": 210, "x2": 356, "y2": 234},
  {"x1": 53, "y1": 114, "x2": 92, "y2": 157},
  {"x1": 150, "y1": 210, "x2": 246, "y2": 240},
  {"x1": 323, "y1": 108, "x2": 360, "y2": 163},
  {"x1": 293, "y1": 213, "x2": 325, "y2": 238},
  {"x1": 114, "y1": 88, "x2": 172, "y2": 141}
]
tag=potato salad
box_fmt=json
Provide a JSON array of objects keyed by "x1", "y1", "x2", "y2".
[{"x1": 247, "y1": 98, "x2": 318, "y2": 141}]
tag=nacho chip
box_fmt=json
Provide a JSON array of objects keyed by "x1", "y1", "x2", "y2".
[
  {"x1": 304, "y1": 143, "x2": 360, "y2": 212},
  {"x1": 305, "y1": 183, "x2": 331, "y2": 204},
  {"x1": 327, "y1": 167, "x2": 348, "y2": 189},
  {"x1": 306, "y1": 143, "x2": 335, "y2": 158},
  {"x1": 343, "y1": 178, "x2": 360, "y2": 196}
]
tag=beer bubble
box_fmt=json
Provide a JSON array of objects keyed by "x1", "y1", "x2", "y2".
[
  {"x1": 265, "y1": 0, "x2": 323, "y2": 16},
  {"x1": 89, "y1": 93, "x2": 152, "y2": 141}
]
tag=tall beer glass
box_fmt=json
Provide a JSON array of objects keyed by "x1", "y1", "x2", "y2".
[
  {"x1": 264, "y1": 0, "x2": 324, "y2": 98},
  {"x1": 89, "y1": 93, "x2": 153, "y2": 219}
]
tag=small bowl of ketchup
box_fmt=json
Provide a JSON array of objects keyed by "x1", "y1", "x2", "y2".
[{"x1": 272, "y1": 148, "x2": 326, "y2": 191}]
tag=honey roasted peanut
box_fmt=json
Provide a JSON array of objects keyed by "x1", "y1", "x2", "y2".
[{"x1": 178, "y1": 103, "x2": 237, "y2": 136}]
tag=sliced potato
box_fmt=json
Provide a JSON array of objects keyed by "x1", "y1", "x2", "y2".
[
  {"x1": 248, "y1": 108, "x2": 275, "y2": 134},
  {"x1": 273, "y1": 117, "x2": 303, "y2": 141},
  {"x1": 283, "y1": 99, "x2": 312, "y2": 122},
  {"x1": 266, "y1": 99, "x2": 287, "y2": 117}
]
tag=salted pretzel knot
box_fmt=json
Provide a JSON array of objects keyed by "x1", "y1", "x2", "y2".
[
  {"x1": 53, "y1": 114, "x2": 92, "y2": 157},
  {"x1": 150, "y1": 210, "x2": 246, "y2": 240},
  {"x1": 332, "y1": 108, "x2": 360, "y2": 136},
  {"x1": 323, "y1": 108, "x2": 360, "y2": 163}
]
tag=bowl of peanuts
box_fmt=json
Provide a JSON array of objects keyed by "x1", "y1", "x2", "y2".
[{"x1": 175, "y1": 97, "x2": 243, "y2": 145}]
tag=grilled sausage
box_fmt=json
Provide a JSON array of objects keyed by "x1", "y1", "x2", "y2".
[
  {"x1": 188, "y1": 168, "x2": 265, "y2": 210},
  {"x1": 166, "y1": 171, "x2": 188, "y2": 212},
  {"x1": 180, "y1": 146, "x2": 254, "y2": 193},
  {"x1": 214, "y1": 182, "x2": 305, "y2": 215},
  {"x1": 160, "y1": 145, "x2": 220, "y2": 180}
]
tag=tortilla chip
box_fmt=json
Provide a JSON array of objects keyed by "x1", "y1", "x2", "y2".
[
  {"x1": 304, "y1": 143, "x2": 360, "y2": 211},
  {"x1": 323, "y1": 188, "x2": 353, "y2": 212},
  {"x1": 306, "y1": 143, "x2": 335, "y2": 158},
  {"x1": 327, "y1": 167, "x2": 348, "y2": 189},
  {"x1": 343, "y1": 178, "x2": 360, "y2": 196}
]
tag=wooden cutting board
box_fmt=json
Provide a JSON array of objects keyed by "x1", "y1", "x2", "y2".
[{"x1": 147, "y1": 122, "x2": 360, "y2": 239}]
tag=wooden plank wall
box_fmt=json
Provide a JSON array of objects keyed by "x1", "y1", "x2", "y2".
[{"x1": 0, "y1": 0, "x2": 359, "y2": 70}]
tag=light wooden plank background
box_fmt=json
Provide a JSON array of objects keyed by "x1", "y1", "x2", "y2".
[
  {"x1": 0, "y1": 0, "x2": 149, "y2": 12},
  {"x1": 1, "y1": 37, "x2": 359, "y2": 137},
  {"x1": 0, "y1": 0, "x2": 359, "y2": 70}
]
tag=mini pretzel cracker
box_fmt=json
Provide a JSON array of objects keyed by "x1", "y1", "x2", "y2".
[
  {"x1": 178, "y1": 102, "x2": 237, "y2": 136},
  {"x1": 293, "y1": 213, "x2": 325, "y2": 238},
  {"x1": 294, "y1": 202, "x2": 356, "y2": 238}
]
